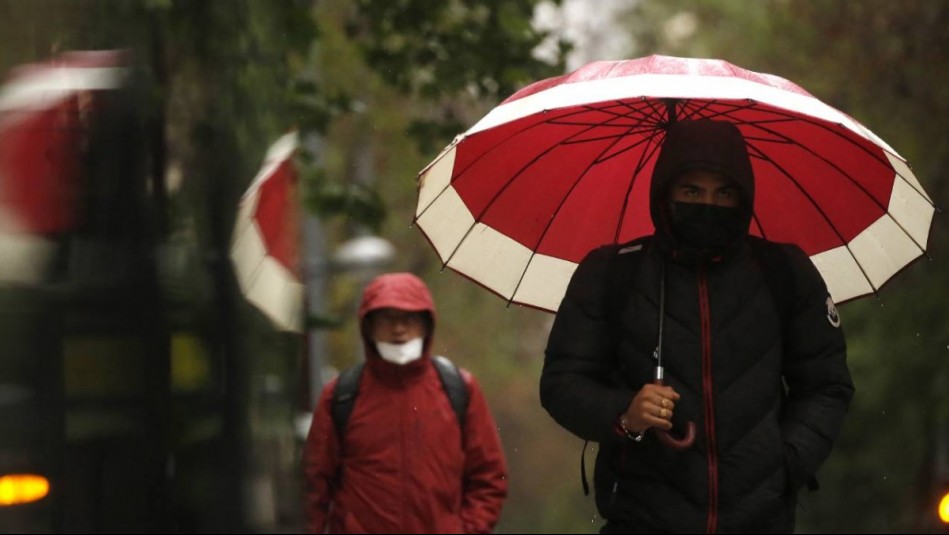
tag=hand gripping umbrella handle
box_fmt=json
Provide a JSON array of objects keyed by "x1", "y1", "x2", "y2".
[
  {"x1": 652, "y1": 378, "x2": 696, "y2": 450},
  {"x1": 651, "y1": 264, "x2": 696, "y2": 450}
]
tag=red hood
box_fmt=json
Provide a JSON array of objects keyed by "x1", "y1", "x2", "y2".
[{"x1": 358, "y1": 272, "x2": 436, "y2": 361}]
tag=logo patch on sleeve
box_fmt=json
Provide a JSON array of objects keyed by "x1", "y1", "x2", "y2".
[{"x1": 826, "y1": 296, "x2": 841, "y2": 328}]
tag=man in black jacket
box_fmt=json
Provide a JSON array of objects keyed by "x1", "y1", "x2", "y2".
[{"x1": 540, "y1": 119, "x2": 854, "y2": 533}]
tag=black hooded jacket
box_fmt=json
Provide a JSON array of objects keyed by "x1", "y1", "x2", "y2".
[{"x1": 540, "y1": 120, "x2": 854, "y2": 533}]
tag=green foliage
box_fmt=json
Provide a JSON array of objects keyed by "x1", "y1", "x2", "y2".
[
  {"x1": 301, "y1": 165, "x2": 387, "y2": 232},
  {"x1": 306, "y1": 312, "x2": 344, "y2": 330},
  {"x1": 295, "y1": 0, "x2": 570, "y2": 227},
  {"x1": 289, "y1": 78, "x2": 354, "y2": 134},
  {"x1": 348, "y1": 0, "x2": 569, "y2": 152},
  {"x1": 352, "y1": 0, "x2": 566, "y2": 99}
]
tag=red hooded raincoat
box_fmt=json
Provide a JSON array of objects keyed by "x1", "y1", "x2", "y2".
[{"x1": 303, "y1": 273, "x2": 508, "y2": 533}]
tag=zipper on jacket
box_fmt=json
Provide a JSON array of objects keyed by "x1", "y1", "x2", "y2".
[
  {"x1": 398, "y1": 373, "x2": 408, "y2": 530},
  {"x1": 698, "y1": 265, "x2": 719, "y2": 534}
]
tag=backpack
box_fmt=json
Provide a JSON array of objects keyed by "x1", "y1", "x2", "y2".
[{"x1": 330, "y1": 355, "x2": 469, "y2": 439}]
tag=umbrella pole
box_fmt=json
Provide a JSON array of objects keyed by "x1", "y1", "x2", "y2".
[
  {"x1": 664, "y1": 98, "x2": 679, "y2": 125},
  {"x1": 652, "y1": 261, "x2": 696, "y2": 450}
]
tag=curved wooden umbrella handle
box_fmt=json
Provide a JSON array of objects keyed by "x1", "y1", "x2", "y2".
[
  {"x1": 654, "y1": 422, "x2": 696, "y2": 450},
  {"x1": 653, "y1": 378, "x2": 696, "y2": 450}
]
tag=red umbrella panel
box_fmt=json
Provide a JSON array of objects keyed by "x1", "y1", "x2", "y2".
[
  {"x1": 230, "y1": 132, "x2": 304, "y2": 332},
  {"x1": 0, "y1": 50, "x2": 126, "y2": 284},
  {"x1": 414, "y1": 55, "x2": 934, "y2": 313}
]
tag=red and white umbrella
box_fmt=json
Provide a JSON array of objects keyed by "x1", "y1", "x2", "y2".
[
  {"x1": 0, "y1": 51, "x2": 125, "y2": 284},
  {"x1": 414, "y1": 55, "x2": 934, "y2": 312},
  {"x1": 230, "y1": 131, "x2": 304, "y2": 332}
]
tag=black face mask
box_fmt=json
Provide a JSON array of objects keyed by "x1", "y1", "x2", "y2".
[{"x1": 668, "y1": 202, "x2": 746, "y2": 251}]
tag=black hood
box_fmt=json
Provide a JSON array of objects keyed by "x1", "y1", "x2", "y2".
[{"x1": 649, "y1": 119, "x2": 755, "y2": 243}]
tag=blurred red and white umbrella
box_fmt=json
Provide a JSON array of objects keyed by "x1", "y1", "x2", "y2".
[
  {"x1": 0, "y1": 50, "x2": 125, "y2": 284},
  {"x1": 230, "y1": 131, "x2": 304, "y2": 332},
  {"x1": 414, "y1": 55, "x2": 934, "y2": 312}
]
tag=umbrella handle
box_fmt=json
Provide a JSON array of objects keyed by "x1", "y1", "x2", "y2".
[{"x1": 652, "y1": 378, "x2": 696, "y2": 450}]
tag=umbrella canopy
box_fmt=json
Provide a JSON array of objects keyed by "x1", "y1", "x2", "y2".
[
  {"x1": 0, "y1": 50, "x2": 125, "y2": 284},
  {"x1": 414, "y1": 55, "x2": 934, "y2": 312},
  {"x1": 230, "y1": 131, "x2": 304, "y2": 332}
]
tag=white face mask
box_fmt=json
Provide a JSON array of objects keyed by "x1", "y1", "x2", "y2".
[{"x1": 375, "y1": 337, "x2": 424, "y2": 365}]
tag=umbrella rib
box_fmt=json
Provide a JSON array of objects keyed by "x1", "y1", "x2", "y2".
[
  {"x1": 719, "y1": 99, "x2": 928, "y2": 292},
  {"x1": 548, "y1": 111, "x2": 664, "y2": 144},
  {"x1": 679, "y1": 98, "x2": 924, "y2": 204},
  {"x1": 508, "y1": 100, "x2": 673, "y2": 302},
  {"x1": 731, "y1": 101, "x2": 932, "y2": 206},
  {"x1": 744, "y1": 140, "x2": 882, "y2": 296},
  {"x1": 557, "y1": 124, "x2": 663, "y2": 146},
  {"x1": 414, "y1": 102, "x2": 651, "y2": 223},
  {"x1": 642, "y1": 97, "x2": 672, "y2": 125},
  {"x1": 589, "y1": 127, "x2": 666, "y2": 165},
  {"x1": 610, "y1": 128, "x2": 667, "y2": 244},
  {"x1": 678, "y1": 98, "x2": 774, "y2": 125},
  {"x1": 507, "y1": 117, "x2": 657, "y2": 305},
  {"x1": 750, "y1": 212, "x2": 770, "y2": 241},
  {"x1": 674, "y1": 101, "x2": 932, "y2": 254},
  {"x1": 414, "y1": 148, "x2": 466, "y2": 224},
  {"x1": 676, "y1": 99, "x2": 738, "y2": 122},
  {"x1": 415, "y1": 223, "x2": 558, "y2": 312},
  {"x1": 677, "y1": 99, "x2": 818, "y2": 138},
  {"x1": 439, "y1": 102, "x2": 657, "y2": 270},
  {"x1": 740, "y1": 119, "x2": 888, "y2": 210},
  {"x1": 564, "y1": 97, "x2": 666, "y2": 161},
  {"x1": 735, "y1": 116, "x2": 930, "y2": 255},
  {"x1": 603, "y1": 97, "x2": 675, "y2": 245},
  {"x1": 692, "y1": 99, "x2": 930, "y2": 257},
  {"x1": 238, "y1": 229, "x2": 270, "y2": 295},
  {"x1": 547, "y1": 99, "x2": 660, "y2": 126},
  {"x1": 575, "y1": 98, "x2": 669, "y2": 166},
  {"x1": 507, "y1": 103, "x2": 665, "y2": 304}
]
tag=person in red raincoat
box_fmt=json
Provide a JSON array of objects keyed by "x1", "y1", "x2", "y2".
[{"x1": 303, "y1": 272, "x2": 508, "y2": 534}]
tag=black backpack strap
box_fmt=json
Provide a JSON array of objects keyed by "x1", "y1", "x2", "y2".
[
  {"x1": 580, "y1": 440, "x2": 591, "y2": 496},
  {"x1": 578, "y1": 240, "x2": 648, "y2": 497},
  {"x1": 748, "y1": 239, "x2": 820, "y2": 492},
  {"x1": 332, "y1": 358, "x2": 470, "y2": 441},
  {"x1": 606, "y1": 238, "x2": 651, "y2": 338},
  {"x1": 432, "y1": 355, "x2": 469, "y2": 429},
  {"x1": 331, "y1": 362, "x2": 365, "y2": 439}
]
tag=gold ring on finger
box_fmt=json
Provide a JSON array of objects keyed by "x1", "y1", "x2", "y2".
[
  {"x1": 661, "y1": 398, "x2": 669, "y2": 408},
  {"x1": 660, "y1": 408, "x2": 668, "y2": 418}
]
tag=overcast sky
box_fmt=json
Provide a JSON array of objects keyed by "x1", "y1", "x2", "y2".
[{"x1": 533, "y1": 0, "x2": 635, "y2": 71}]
